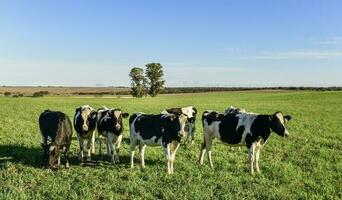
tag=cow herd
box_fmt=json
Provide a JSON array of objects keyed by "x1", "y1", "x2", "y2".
[{"x1": 39, "y1": 105, "x2": 292, "y2": 174}]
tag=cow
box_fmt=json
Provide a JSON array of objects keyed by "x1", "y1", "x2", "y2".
[
  {"x1": 97, "y1": 107, "x2": 129, "y2": 164},
  {"x1": 129, "y1": 112, "x2": 188, "y2": 174},
  {"x1": 39, "y1": 110, "x2": 73, "y2": 170},
  {"x1": 74, "y1": 105, "x2": 97, "y2": 162},
  {"x1": 199, "y1": 108, "x2": 292, "y2": 174},
  {"x1": 161, "y1": 106, "x2": 197, "y2": 145}
]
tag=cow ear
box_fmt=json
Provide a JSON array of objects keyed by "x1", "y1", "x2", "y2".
[
  {"x1": 284, "y1": 115, "x2": 292, "y2": 122},
  {"x1": 122, "y1": 112, "x2": 129, "y2": 118},
  {"x1": 193, "y1": 107, "x2": 198, "y2": 115}
]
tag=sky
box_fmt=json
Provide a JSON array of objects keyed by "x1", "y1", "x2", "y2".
[{"x1": 1, "y1": 0, "x2": 342, "y2": 87}]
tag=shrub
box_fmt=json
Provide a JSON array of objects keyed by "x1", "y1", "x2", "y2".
[
  {"x1": 4, "y1": 92, "x2": 11, "y2": 97},
  {"x1": 33, "y1": 91, "x2": 50, "y2": 97}
]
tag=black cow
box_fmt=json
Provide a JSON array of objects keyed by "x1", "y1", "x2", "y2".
[
  {"x1": 39, "y1": 110, "x2": 73, "y2": 169},
  {"x1": 74, "y1": 105, "x2": 97, "y2": 162},
  {"x1": 161, "y1": 106, "x2": 198, "y2": 145},
  {"x1": 97, "y1": 107, "x2": 129, "y2": 164},
  {"x1": 129, "y1": 112, "x2": 188, "y2": 174},
  {"x1": 199, "y1": 108, "x2": 292, "y2": 174}
]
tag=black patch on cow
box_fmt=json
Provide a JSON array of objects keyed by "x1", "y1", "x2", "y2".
[
  {"x1": 131, "y1": 114, "x2": 182, "y2": 147},
  {"x1": 248, "y1": 115, "x2": 272, "y2": 148},
  {"x1": 218, "y1": 113, "x2": 245, "y2": 144}
]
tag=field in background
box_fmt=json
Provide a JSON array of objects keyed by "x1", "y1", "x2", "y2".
[
  {"x1": 0, "y1": 86, "x2": 129, "y2": 96},
  {"x1": 0, "y1": 91, "x2": 341, "y2": 199}
]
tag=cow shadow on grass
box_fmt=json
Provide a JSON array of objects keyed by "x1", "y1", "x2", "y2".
[
  {"x1": 0, "y1": 144, "x2": 164, "y2": 169},
  {"x1": 0, "y1": 144, "x2": 80, "y2": 169},
  {"x1": 0, "y1": 144, "x2": 46, "y2": 168}
]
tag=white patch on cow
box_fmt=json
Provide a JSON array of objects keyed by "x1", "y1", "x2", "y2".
[
  {"x1": 114, "y1": 110, "x2": 121, "y2": 119},
  {"x1": 275, "y1": 112, "x2": 285, "y2": 124}
]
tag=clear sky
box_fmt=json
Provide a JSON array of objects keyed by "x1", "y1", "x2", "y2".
[{"x1": 1, "y1": 0, "x2": 342, "y2": 87}]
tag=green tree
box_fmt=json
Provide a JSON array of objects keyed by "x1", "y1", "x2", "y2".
[
  {"x1": 129, "y1": 67, "x2": 146, "y2": 98},
  {"x1": 145, "y1": 63, "x2": 165, "y2": 97}
]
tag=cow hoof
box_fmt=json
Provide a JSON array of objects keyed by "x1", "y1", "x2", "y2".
[{"x1": 87, "y1": 157, "x2": 91, "y2": 162}]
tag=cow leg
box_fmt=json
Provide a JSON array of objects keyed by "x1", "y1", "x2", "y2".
[
  {"x1": 139, "y1": 143, "x2": 146, "y2": 169},
  {"x1": 91, "y1": 131, "x2": 96, "y2": 154},
  {"x1": 199, "y1": 138, "x2": 206, "y2": 165},
  {"x1": 64, "y1": 146, "x2": 70, "y2": 168},
  {"x1": 190, "y1": 131, "x2": 195, "y2": 145},
  {"x1": 78, "y1": 135, "x2": 84, "y2": 162},
  {"x1": 86, "y1": 136, "x2": 92, "y2": 162},
  {"x1": 164, "y1": 144, "x2": 172, "y2": 174},
  {"x1": 115, "y1": 135, "x2": 123, "y2": 163},
  {"x1": 205, "y1": 135, "x2": 214, "y2": 169},
  {"x1": 107, "y1": 134, "x2": 115, "y2": 164},
  {"x1": 98, "y1": 134, "x2": 103, "y2": 160},
  {"x1": 130, "y1": 134, "x2": 138, "y2": 169},
  {"x1": 254, "y1": 145, "x2": 261, "y2": 173},
  {"x1": 169, "y1": 141, "x2": 180, "y2": 174},
  {"x1": 248, "y1": 143, "x2": 256, "y2": 174}
]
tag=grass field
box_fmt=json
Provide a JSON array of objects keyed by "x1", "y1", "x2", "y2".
[{"x1": 0, "y1": 91, "x2": 341, "y2": 199}]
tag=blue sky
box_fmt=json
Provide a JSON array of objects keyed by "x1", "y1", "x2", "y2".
[{"x1": 1, "y1": 0, "x2": 342, "y2": 87}]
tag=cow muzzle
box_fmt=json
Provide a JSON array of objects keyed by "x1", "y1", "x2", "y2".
[
  {"x1": 284, "y1": 130, "x2": 290, "y2": 137},
  {"x1": 178, "y1": 131, "x2": 186, "y2": 138},
  {"x1": 115, "y1": 124, "x2": 121, "y2": 131},
  {"x1": 82, "y1": 124, "x2": 88, "y2": 131}
]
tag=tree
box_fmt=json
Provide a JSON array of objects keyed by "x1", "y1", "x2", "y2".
[
  {"x1": 129, "y1": 67, "x2": 146, "y2": 98},
  {"x1": 145, "y1": 63, "x2": 165, "y2": 97}
]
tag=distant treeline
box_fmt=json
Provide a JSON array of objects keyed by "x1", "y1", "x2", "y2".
[
  {"x1": 71, "y1": 86, "x2": 342, "y2": 96},
  {"x1": 161, "y1": 87, "x2": 342, "y2": 93}
]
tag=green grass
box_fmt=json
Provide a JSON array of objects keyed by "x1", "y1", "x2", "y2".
[{"x1": 0, "y1": 91, "x2": 341, "y2": 199}]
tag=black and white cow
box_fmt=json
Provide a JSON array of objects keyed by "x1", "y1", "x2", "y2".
[
  {"x1": 97, "y1": 107, "x2": 129, "y2": 164},
  {"x1": 129, "y1": 112, "x2": 188, "y2": 174},
  {"x1": 74, "y1": 105, "x2": 97, "y2": 162},
  {"x1": 199, "y1": 108, "x2": 292, "y2": 174},
  {"x1": 161, "y1": 106, "x2": 197, "y2": 145},
  {"x1": 39, "y1": 110, "x2": 73, "y2": 169}
]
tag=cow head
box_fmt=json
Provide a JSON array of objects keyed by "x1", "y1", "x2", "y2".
[
  {"x1": 109, "y1": 109, "x2": 129, "y2": 131},
  {"x1": 166, "y1": 106, "x2": 197, "y2": 135},
  {"x1": 48, "y1": 145, "x2": 60, "y2": 170},
  {"x1": 76, "y1": 105, "x2": 97, "y2": 132},
  {"x1": 162, "y1": 113, "x2": 188, "y2": 138},
  {"x1": 270, "y1": 112, "x2": 292, "y2": 137}
]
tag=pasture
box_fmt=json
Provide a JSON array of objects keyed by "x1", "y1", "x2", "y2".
[{"x1": 0, "y1": 91, "x2": 341, "y2": 199}]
